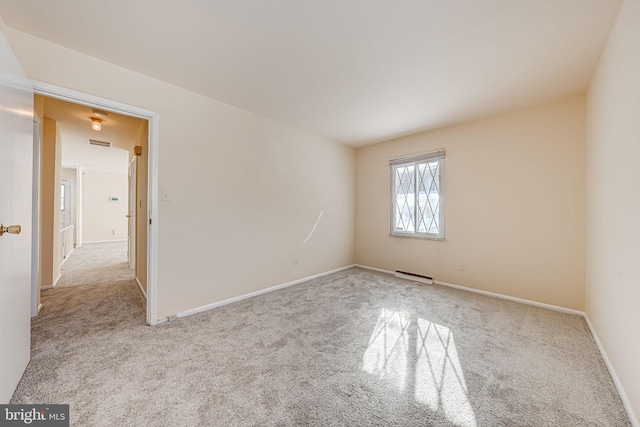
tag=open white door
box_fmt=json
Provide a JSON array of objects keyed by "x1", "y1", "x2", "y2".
[
  {"x1": 0, "y1": 28, "x2": 34, "y2": 402},
  {"x1": 127, "y1": 156, "x2": 137, "y2": 270}
]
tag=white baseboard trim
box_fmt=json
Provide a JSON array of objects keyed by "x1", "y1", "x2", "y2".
[
  {"x1": 433, "y1": 279, "x2": 584, "y2": 316},
  {"x1": 36, "y1": 303, "x2": 43, "y2": 315},
  {"x1": 154, "y1": 316, "x2": 169, "y2": 325},
  {"x1": 167, "y1": 264, "x2": 356, "y2": 322},
  {"x1": 354, "y1": 263, "x2": 637, "y2": 425},
  {"x1": 583, "y1": 314, "x2": 639, "y2": 427},
  {"x1": 49, "y1": 274, "x2": 62, "y2": 289},
  {"x1": 82, "y1": 239, "x2": 128, "y2": 244},
  {"x1": 41, "y1": 273, "x2": 63, "y2": 291},
  {"x1": 354, "y1": 264, "x2": 582, "y2": 315},
  {"x1": 136, "y1": 277, "x2": 147, "y2": 299},
  {"x1": 354, "y1": 264, "x2": 395, "y2": 275}
]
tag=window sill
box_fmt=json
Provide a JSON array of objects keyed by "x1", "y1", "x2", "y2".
[{"x1": 389, "y1": 233, "x2": 447, "y2": 241}]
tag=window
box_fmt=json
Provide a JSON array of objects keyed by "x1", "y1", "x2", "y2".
[{"x1": 390, "y1": 150, "x2": 444, "y2": 239}]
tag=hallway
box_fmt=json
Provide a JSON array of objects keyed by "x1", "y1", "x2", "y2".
[
  {"x1": 58, "y1": 241, "x2": 137, "y2": 288},
  {"x1": 18, "y1": 241, "x2": 146, "y2": 393},
  {"x1": 38, "y1": 241, "x2": 146, "y2": 326},
  {"x1": 12, "y1": 242, "x2": 147, "y2": 423},
  {"x1": 34, "y1": 240, "x2": 145, "y2": 328}
]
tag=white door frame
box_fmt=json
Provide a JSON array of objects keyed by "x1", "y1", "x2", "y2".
[
  {"x1": 32, "y1": 80, "x2": 160, "y2": 325},
  {"x1": 76, "y1": 167, "x2": 83, "y2": 247},
  {"x1": 127, "y1": 156, "x2": 137, "y2": 270},
  {"x1": 31, "y1": 117, "x2": 41, "y2": 318},
  {"x1": 60, "y1": 179, "x2": 72, "y2": 229}
]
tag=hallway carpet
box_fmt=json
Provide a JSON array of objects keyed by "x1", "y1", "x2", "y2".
[
  {"x1": 12, "y1": 246, "x2": 631, "y2": 426},
  {"x1": 58, "y1": 241, "x2": 135, "y2": 288}
]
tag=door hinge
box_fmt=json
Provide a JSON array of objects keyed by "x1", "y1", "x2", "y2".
[{"x1": 149, "y1": 218, "x2": 152, "y2": 225}]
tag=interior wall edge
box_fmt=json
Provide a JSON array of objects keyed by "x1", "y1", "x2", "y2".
[{"x1": 583, "y1": 313, "x2": 640, "y2": 427}]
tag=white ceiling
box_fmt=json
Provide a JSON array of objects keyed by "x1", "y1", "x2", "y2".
[
  {"x1": 1, "y1": 0, "x2": 623, "y2": 146},
  {"x1": 42, "y1": 96, "x2": 144, "y2": 173}
]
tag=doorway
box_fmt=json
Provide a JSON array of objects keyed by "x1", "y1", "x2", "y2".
[
  {"x1": 60, "y1": 178, "x2": 73, "y2": 266},
  {"x1": 31, "y1": 118, "x2": 41, "y2": 317},
  {"x1": 128, "y1": 156, "x2": 137, "y2": 271},
  {"x1": 31, "y1": 82, "x2": 159, "y2": 325},
  {"x1": 60, "y1": 179, "x2": 72, "y2": 230}
]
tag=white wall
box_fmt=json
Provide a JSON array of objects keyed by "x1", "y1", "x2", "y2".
[
  {"x1": 356, "y1": 96, "x2": 586, "y2": 310},
  {"x1": 81, "y1": 169, "x2": 128, "y2": 242},
  {"x1": 586, "y1": 0, "x2": 640, "y2": 423},
  {"x1": 5, "y1": 29, "x2": 356, "y2": 318}
]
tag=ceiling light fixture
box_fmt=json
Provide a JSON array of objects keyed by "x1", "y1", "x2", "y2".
[
  {"x1": 92, "y1": 109, "x2": 107, "y2": 119},
  {"x1": 91, "y1": 118, "x2": 102, "y2": 131}
]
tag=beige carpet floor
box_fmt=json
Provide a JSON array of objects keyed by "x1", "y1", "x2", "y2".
[
  {"x1": 12, "y1": 242, "x2": 631, "y2": 426},
  {"x1": 58, "y1": 241, "x2": 136, "y2": 288}
]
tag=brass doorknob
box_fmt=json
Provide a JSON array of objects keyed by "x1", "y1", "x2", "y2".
[{"x1": 0, "y1": 224, "x2": 21, "y2": 236}]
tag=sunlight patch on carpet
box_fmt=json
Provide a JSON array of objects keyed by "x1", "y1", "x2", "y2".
[{"x1": 362, "y1": 308, "x2": 476, "y2": 427}]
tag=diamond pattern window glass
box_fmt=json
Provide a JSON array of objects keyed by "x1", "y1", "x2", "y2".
[{"x1": 390, "y1": 151, "x2": 444, "y2": 239}]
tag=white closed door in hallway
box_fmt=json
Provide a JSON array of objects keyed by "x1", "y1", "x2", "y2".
[{"x1": 0, "y1": 29, "x2": 34, "y2": 403}]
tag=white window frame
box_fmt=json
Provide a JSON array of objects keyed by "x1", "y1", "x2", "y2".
[{"x1": 389, "y1": 150, "x2": 445, "y2": 240}]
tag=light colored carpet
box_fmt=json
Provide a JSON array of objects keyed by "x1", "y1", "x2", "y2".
[
  {"x1": 58, "y1": 241, "x2": 135, "y2": 288},
  {"x1": 12, "y1": 244, "x2": 631, "y2": 426}
]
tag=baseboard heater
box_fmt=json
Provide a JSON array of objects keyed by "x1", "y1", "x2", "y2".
[{"x1": 395, "y1": 270, "x2": 433, "y2": 285}]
